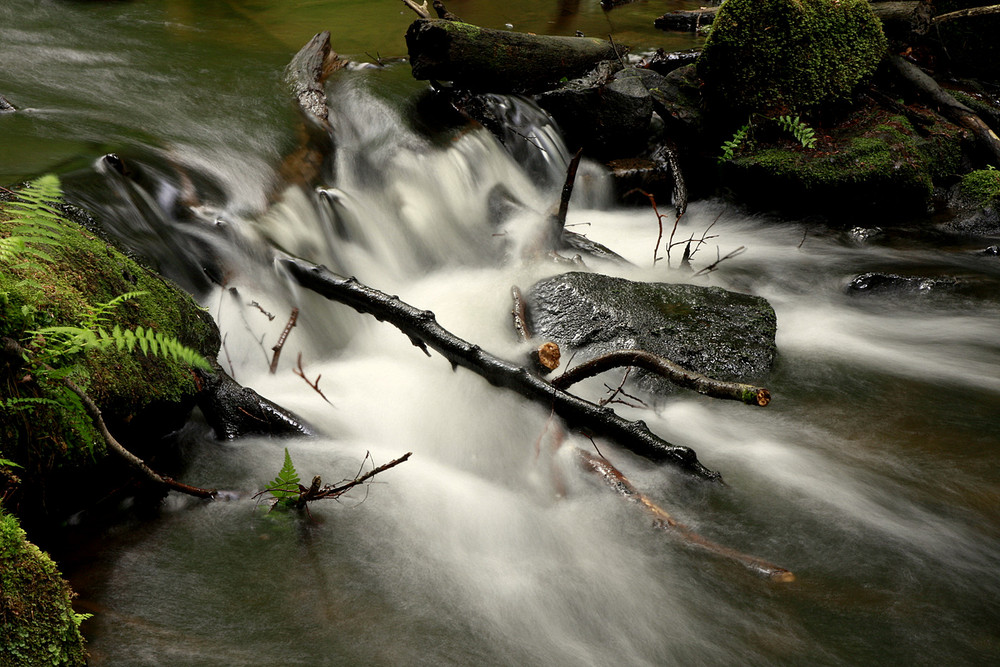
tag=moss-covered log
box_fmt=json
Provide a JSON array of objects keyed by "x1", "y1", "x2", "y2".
[{"x1": 405, "y1": 19, "x2": 623, "y2": 93}]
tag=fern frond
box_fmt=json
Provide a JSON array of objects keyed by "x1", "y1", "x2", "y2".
[
  {"x1": 266, "y1": 448, "x2": 302, "y2": 501},
  {"x1": 719, "y1": 122, "x2": 752, "y2": 163},
  {"x1": 777, "y1": 115, "x2": 817, "y2": 149},
  {"x1": 83, "y1": 291, "x2": 147, "y2": 328},
  {"x1": 34, "y1": 322, "x2": 212, "y2": 370}
]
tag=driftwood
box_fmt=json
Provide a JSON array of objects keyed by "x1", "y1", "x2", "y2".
[
  {"x1": 552, "y1": 350, "x2": 772, "y2": 407},
  {"x1": 281, "y1": 259, "x2": 722, "y2": 481},
  {"x1": 888, "y1": 55, "x2": 1000, "y2": 164},
  {"x1": 577, "y1": 449, "x2": 795, "y2": 582},
  {"x1": 278, "y1": 32, "x2": 344, "y2": 189},
  {"x1": 405, "y1": 19, "x2": 624, "y2": 93}
]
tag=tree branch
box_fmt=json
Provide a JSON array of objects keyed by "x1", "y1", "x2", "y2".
[
  {"x1": 281, "y1": 260, "x2": 722, "y2": 481},
  {"x1": 552, "y1": 349, "x2": 771, "y2": 406},
  {"x1": 577, "y1": 449, "x2": 794, "y2": 581}
]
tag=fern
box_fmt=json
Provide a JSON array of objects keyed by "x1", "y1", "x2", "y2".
[
  {"x1": 719, "y1": 122, "x2": 751, "y2": 163},
  {"x1": 0, "y1": 175, "x2": 68, "y2": 268},
  {"x1": 34, "y1": 323, "x2": 212, "y2": 370},
  {"x1": 776, "y1": 115, "x2": 817, "y2": 149},
  {"x1": 266, "y1": 448, "x2": 302, "y2": 502}
]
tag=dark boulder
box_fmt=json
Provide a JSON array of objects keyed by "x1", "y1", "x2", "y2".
[{"x1": 525, "y1": 272, "x2": 777, "y2": 394}]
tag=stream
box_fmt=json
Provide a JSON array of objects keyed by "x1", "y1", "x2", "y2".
[{"x1": 3, "y1": 1, "x2": 1000, "y2": 665}]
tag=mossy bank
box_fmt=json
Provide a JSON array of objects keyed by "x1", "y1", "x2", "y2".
[{"x1": 0, "y1": 506, "x2": 88, "y2": 667}]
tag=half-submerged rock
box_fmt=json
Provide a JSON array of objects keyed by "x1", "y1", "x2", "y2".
[{"x1": 525, "y1": 272, "x2": 777, "y2": 394}]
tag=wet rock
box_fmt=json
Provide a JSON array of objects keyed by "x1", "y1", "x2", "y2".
[
  {"x1": 982, "y1": 245, "x2": 999, "y2": 256},
  {"x1": 197, "y1": 366, "x2": 312, "y2": 440},
  {"x1": 536, "y1": 64, "x2": 662, "y2": 158},
  {"x1": 525, "y1": 272, "x2": 777, "y2": 393},
  {"x1": 0, "y1": 95, "x2": 15, "y2": 113},
  {"x1": 846, "y1": 272, "x2": 957, "y2": 294}
]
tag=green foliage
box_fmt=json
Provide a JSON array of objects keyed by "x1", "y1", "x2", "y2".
[
  {"x1": 1, "y1": 175, "x2": 219, "y2": 468},
  {"x1": 0, "y1": 507, "x2": 89, "y2": 666},
  {"x1": 264, "y1": 448, "x2": 303, "y2": 506},
  {"x1": 960, "y1": 169, "x2": 1000, "y2": 207},
  {"x1": 776, "y1": 115, "x2": 817, "y2": 149},
  {"x1": 36, "y1": 321, "x2": 212, "y2": 371},
  {"x1": 719, "y1": 123, "x2": 752, "y2": 163},
  {"x1": 697, "y1": 0, "x2": 887, "y2": 116}
]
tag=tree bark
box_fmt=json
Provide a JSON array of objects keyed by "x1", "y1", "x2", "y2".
[
  {"x1": 405, "y1": 19, "x2": 624, "y2": 93},
  {"x1": 887, "y1": 55, "x2": 1000, "y2": 164},
  {"x1": 281, "y1": 259, "x2": 722, "y2": 482}
]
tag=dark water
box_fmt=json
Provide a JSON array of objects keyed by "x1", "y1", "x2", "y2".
[{"x1": 3, "y1": 2, "x2": 1000, "y2": 665}]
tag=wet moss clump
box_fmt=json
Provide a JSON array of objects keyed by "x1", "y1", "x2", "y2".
[
  {"x1": 959, "y1": 169, "x2": 1000, "y2": 207},
  {"x1": 697, "y1": 0, "x2": 887, "y2": 117},
  {"x1": 0, "y1": 506, "x2": 88, "y2": 666}
]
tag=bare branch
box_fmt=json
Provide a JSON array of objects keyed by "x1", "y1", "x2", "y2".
[
  {"x1": 577, "y1": 449, "x2": 794, "y2": 582},
  {"x1": 269, "y1": 307, "x2": 299, "y2": 374},
  {"x1": 401, "y1": 0, "x2": 431, "y2": 19},
  {"x1": 552, "y1": 349, "x2": 771, "y2": 406},
  {"x1": 293, "y1": 352, "x2": 333, "y2": 405}
]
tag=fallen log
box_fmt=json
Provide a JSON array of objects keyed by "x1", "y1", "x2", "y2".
[
  {"x1": 405, "y1": 19, "x2": 625, "y2": 93},
  {"x1": 654, "y1": 2, "x2": 927, "y2": 34},
  {"x1": 281, "y1": 258, "x2": 722, "y2": 481},
  {"x1": 888, "y1": 55, "x2": 1000, "y2": 164}
]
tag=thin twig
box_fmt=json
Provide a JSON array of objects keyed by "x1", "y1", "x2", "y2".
[
  {"x1": 293, "y1": 352, "x2": 333, "y2": 405},
  {"x1": 269, "y1": 307, "x2": 299, "y2": 374},
  {"x1": 310, "y1": 452, "x2": 412, "y2": 500},
  {"x1": 249, "y1": 301, "x2": 275, "y2": 321},
  {"x1": 692, "y1": 246, "x2": 746, "y2": 277}
]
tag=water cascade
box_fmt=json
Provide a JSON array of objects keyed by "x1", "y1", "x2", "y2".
[{"x1": 3, "y1": 2, "x2": 999, "y2": 665}]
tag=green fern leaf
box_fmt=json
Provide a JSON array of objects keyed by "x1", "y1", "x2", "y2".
[{"x1": 267, "y1": 448, "x2": 301, "y2": 501}]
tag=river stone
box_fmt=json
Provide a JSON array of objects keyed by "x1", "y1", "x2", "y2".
[{"x1": 525, "y1": 272, "x2": 777, "y2": 393}]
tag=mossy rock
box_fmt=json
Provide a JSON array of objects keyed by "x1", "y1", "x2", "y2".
[
  {"x1": 943, "y1": 168, "x2": 1000, "y2": 235},
  {"x1": 959, "y1": 169, "x2": 1000, "y2": 207},
  {"x1": 697, "y1": 0, "x2": 887, "y2": 116},
  {"x1": 720, "y1": 107, "x2": 967, "y2": 220},
  {"x1": 1, "y1": 178, "x2": 220, "y2": 477},
  {"x1": 0, "y1": 507, "x2": 88, "y2": 666},
  {"x1": 525, "y1": 272, "x2": 777, "y2": 394}
]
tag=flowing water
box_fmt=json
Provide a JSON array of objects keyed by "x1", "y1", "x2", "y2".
[{"x1": 3, "y1": 2, "x2": 1000, "y2": 665}]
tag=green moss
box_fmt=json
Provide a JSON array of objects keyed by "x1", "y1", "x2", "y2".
[
  {"x1": 1, "y1": 183, "x2": 220, "y2": 470},
  {"x1": 0, "y1": 507, "x2": 88, "y2": 666},
  {"x1": 720, "y1": 107, "x2": 969, "y2": 217},
  {"x1": 960, "y1": 169, "x2": 1000, "y2": 207},
  {"x1": 697, "y1": 0, "x2": 887, "y2": 116}
]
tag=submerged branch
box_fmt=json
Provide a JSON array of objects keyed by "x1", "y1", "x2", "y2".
[
  {"x1": 577, "y1": 449, "x2": 794, "y2": 582},
  {"x1": 281, "y1": 260, "x2": 722, "y2": 481},
  {"x1": 552, "y1": 350, "x2": 771, "y2": 407}
]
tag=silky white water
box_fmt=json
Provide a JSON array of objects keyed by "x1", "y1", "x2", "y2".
[{"x1": 3, "y1": 1, "x2": 999, "y2": 664}]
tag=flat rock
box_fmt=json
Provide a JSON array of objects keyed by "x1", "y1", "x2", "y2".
[{"x1": 525, "y1": 271, "x2": 777, "y2": 393}]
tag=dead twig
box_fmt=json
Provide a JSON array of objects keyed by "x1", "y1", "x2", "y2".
[
  {"x1": 692, "y1": 245, "x2": 746, "y2": 277},
  {"x1": 293, "y1": 352, "x2": 333, "y2": 405},
  {"x1": 307, "y1": 452, "x2": 413, "y2": 502},
  {"x1": 269, "y1": 307, "x2": 299, "y2": 374},
  {"x1": 401, "y1": 0, "x2": 431, "y2": 19},
  {"x1": 250, "y1": 301, "x2": 275, "y2": 321}
]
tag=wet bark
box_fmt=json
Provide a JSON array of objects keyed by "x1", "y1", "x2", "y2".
[
  {"x1": 405, "y1": 19, "x2": 624, "y2": 93},
  {"x1": 281, "y1": 258, "x2": 722, "y2": 482}
]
